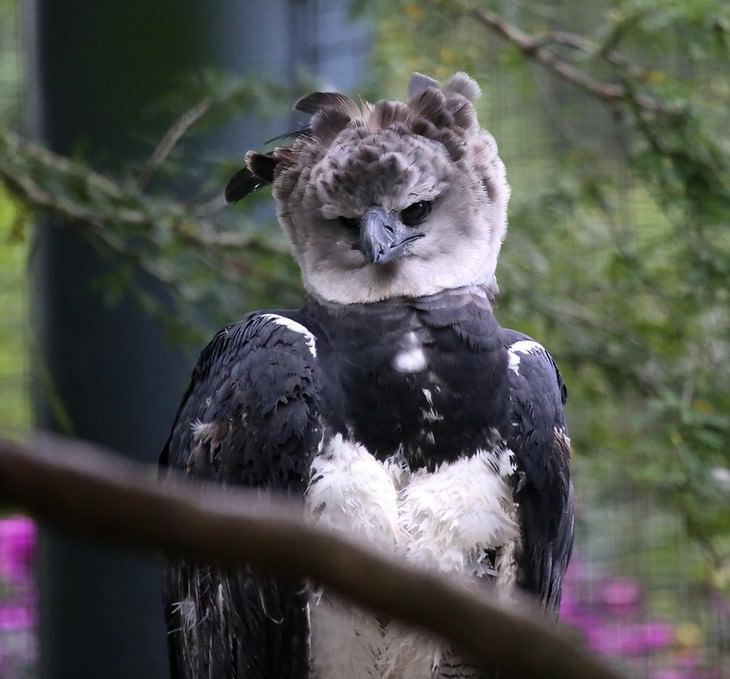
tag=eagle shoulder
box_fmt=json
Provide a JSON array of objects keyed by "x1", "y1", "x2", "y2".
[
  {"x1": 160, "y1": 311, "x2": 321, "y2": 490},
  {"x1": 160, "y1": 311, "x2": 320, "y2": 679}
]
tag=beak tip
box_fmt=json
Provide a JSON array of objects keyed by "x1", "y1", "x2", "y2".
[{"x1": 360, "y1": 208, "x2": 393, "y2": 265}]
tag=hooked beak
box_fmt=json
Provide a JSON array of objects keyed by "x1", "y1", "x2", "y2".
[{"x1": 359, "y1": 207, "x2": 423, "y2": 265}]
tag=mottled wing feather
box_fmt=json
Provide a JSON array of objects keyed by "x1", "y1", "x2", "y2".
[
  {"x1": 160, "y1": 313, "x2": 321, "y2": 679},
  {"x1": 503, "y1": 329, "x2": 574, "y2": 613}
]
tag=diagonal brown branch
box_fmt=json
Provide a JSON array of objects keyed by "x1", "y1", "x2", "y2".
[
  {"x1": 0, "y1": 434, "x2": 626, "y2": 679},
  {"x1": 136, "y1": 96, "x2": 212, "y2": 190},
  {"x1": 0, "y1": 125, "x2": 289, "y2": 255},
  {"x1": 448, "y1": 0, "x2": 679, "y2": 116}
]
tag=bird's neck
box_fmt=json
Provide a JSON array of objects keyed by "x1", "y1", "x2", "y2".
[
  {"x1": 305, "y1": 282, "x2": 496, "y2": 317},
  {"x1": 301, "y1": 283, "x2": 509, "y2": 467}
]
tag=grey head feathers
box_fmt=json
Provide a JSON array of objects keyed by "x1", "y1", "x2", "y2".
[{"x1": 226, "y1": 72, "x2": 511, "y2": 304}]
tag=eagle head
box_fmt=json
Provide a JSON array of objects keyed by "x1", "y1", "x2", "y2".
[{"x1": 227, "y1": 72, "x2": 510, "y2": 304}]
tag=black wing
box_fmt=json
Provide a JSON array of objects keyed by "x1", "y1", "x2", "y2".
[
  {"x1": 160, "y1": 312, "x2": 321, "y2": 679},
  {"x1": 503, "y1": 330, "x2": 574, "y2": 614}
]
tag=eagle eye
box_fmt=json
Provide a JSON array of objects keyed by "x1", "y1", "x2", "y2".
[
  {"x1": 338, "y1": 215, "x2": 360, "y2": 230},
  {"x1": 400, "y1": 201, "x2": 432, "y2": 227}
]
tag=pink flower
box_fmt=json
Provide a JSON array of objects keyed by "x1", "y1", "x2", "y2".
[
  {"x1": 0, "y1": 516, "x2": 35, "y2": 586},
  {"x1": 0, "y1": 604, "x2": 35, "y2": 631},
  {"x1": 651, "y1": 671, "x2": 685, "y2": 679},
  {"x1": 600, "y1": 579, "x2": 641, "y2": 612},
  {"x1": 589, "y1": 621, "x2": 673, "y2": 656}
]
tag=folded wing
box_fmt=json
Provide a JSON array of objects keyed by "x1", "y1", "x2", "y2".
[
  {"x1": 160, "y1": 313, "x2": 321, "y2": 679},
  {"x1": 504, "y1": 330, "x2": 574, "y2": 613}
]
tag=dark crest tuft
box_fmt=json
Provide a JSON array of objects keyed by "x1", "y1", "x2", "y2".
[
  {"x1": 264, "y1": 126, "x2": 312, "y2": 146},
  {"x1": 444, "y1": 72, "x2": 481, "y2": 103},
  {"x1": 224, "y1": 152, "x2": 277, "y2": 203},
  {"x1": 371, "y1": 101, "x2": 410, "y2": 130},
  {"x1": 409, "y1": 88, "x2": 453, "y2": 129},
  {"x1": 246, "y1": 152, "x2": 277, "y2": 182},
  {"x1": 226, "y1": 71, "x2": 488, "y2": 204},
  {"x1": 310, "y1": 108, "x2": 352, "y2": 145},
  {"x1": 446, "y1": 95, "x2": 477, "y2": 132},
  {"x1": 224, "y1": 167, "x2": 267, "y2": 204},
  {"x1": 294, "y1": 91, "x2": 358, "y2": 116}
]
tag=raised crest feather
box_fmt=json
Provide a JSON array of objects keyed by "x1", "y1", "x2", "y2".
[
  {"x1": 444, "y1": 72, "x2": 482, "y2": 102},
  {"x1": 224, "y1": 167, "x2": 267, "y2": 203},
  {"x1": 294, "y1": 91, "x2": 359, "y2": 117},
  {"x1": 371, "y1": 100, "x2": 410, "y2": 130},
  {"x1": 310, "y1": 108, "x2": 352, "y2": 145},
  {"x1": 246, "y1": 152, "x2": 277, "y2": 182},
  {"x1": 264, "y1": 126, "x2": 312, "y2": 146},
  {"x1": 224, "y1": 152, "x2": 277, "y2": 203},
  {"x1": 225, "y1": 71, "x2": 491, "y2": 207},
  {"x1": 447, "y1": 96, "x2": 478, "y2": 132},
  {"x1": 408, "y1": 72, "x2": 440, "y2": 99},
  {"x1": 409, "y1": 88, "x2": 453, "y2": 129}
]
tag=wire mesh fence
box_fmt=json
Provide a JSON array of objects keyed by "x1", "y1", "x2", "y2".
[{"x1": 565, "y1": 467, "x2": 728, "y2": 678}]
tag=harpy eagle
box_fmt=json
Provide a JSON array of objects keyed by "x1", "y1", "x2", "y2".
[{"x1": 160, "y1": 72, "x2": 574, "y2": 679}]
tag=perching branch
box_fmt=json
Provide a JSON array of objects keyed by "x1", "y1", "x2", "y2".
[{"x1": 0, "y1": 434, "x2": 626, "y2": 679}]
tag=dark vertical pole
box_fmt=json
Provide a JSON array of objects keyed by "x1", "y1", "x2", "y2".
[
  {"x1": 26, "y1": 2, "x2": 368, "y2": 678},
  {"x1": 28, "y1": 4, "x2": 212, "y2": 678}
]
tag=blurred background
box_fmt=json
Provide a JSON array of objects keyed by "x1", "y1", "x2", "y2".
[{"x1": 0, "y1": 0, "x2": 728, "y2": 677}]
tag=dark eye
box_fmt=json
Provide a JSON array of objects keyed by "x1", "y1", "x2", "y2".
[
  {"x1": 338, "y1": 215, "x2": 360, "y2": 230},
  {"x1": 400, "y1": 201, "x2": 432, "y2": 227}
]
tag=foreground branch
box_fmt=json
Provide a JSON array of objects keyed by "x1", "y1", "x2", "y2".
[{"x1": 0, "y1": 434, "x2": 625, "y2": 679}]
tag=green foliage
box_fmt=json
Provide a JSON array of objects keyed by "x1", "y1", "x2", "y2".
[
  {"x1": 0, "y1": 76, "x2": 304, "y2": 344},
  {"x1": 0, "y1": 186, "x2": 29, "y2": 437}
]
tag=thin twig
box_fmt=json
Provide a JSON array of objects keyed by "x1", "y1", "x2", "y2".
[
  {"x1": 0, "y1": 434, "x2": 627, "y2": 679},
  {"x1": 0, "y1": 126, "x2": 125, "y2": 198},
  {"x1": 0, "y1": 123, "x2": 289, "y2": 256},
  {"x1": 136, "y1": 96, "x2": 212, "y2": 190},
  {"x1": 449, "y1": 0, "x2": 679, "y2": 115}
]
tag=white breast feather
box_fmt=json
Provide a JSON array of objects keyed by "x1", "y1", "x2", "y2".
[
  {"x1": 398, "y1": 449, "x2": 517, "y2": 572},
  {"x1": 306, "y1": 434, "x2": 400, "y2": 547},
  {"x1": 393, "y1": 347, "x2": 427, "y2": 373},
  {"x1": 306, "y1": 437, "x2": 519, "y2": 679},
  {"x1": 307, "y1": 435, "x2": 400, "y2": 678},
  {"x1": 393, "y1": 331, "x2": 427, "y2": 374}
]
